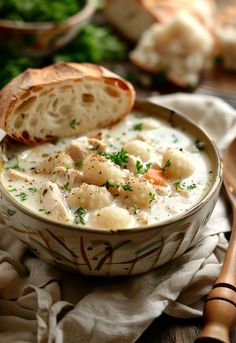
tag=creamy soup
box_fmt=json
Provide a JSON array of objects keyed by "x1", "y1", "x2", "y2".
[{"x1": 2, "y1": 111, "x2": 212, "y2": 229}]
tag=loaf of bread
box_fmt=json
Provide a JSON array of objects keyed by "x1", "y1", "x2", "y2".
[
  {"x1": 104, "y1": 0, "x2": 216, "y2": 42},
  {"x1": 0, "y1": 62, "x2": 135, "y2": 144},
  {"x1": 130, "y1": 11, "x2": 214, "y2": 87}
]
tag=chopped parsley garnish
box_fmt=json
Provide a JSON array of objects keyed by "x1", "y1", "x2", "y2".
[
  {"x1": 100, "y1": 148, "x2": 128, "y2": 166},
  {"x1": 63, "y1": 182, "x2": 71, "y2": 191},
  {"x1": 28, "y1": 187, "x2": 37, "y2": 193},
  {"x1": 173, "y1": 182, "x2": 182, "y2": 191},
  {"x1": 160, "y1": 159, "x2": 171, "y2": 174},
  {"x1": 195, "y1": 139, "x2": 205, "y2": 151},
  {"x1": 149, "y1": 192, "x2": 156, "y2": 203},
  {"x1": 42, "y1": 189, "x2": 48, "y2": 196},
  {"x1": 133, "y1": 122, "x2": 143, "y2": 131},
  {"x1": 74, "y1": 207, "x2": 87, "y2": 225},
  {"x1": 133, "y1": 205, "x2": 140, "y2": 214},
  {"x1": 136, "y1": 160, "x2": 151, "y2": 174},
  {"x1": 186, "y1": 183, "x2": 197, "y2": 190},
  {"x1": 75, "y1": 161, "x2": 83, "y2": 168},
  {"x1": 63, "y1": 182, "x2": 71, "y2": 192},
  {"x1": 70, "y1": 119, "x2": 77, "y2": 129},
  {"x1": 173, "y1": 182, "x2": 196, "y2": 191},
  {"x1": 102, "y1": 181, "x2": 119, "y2": 190},
  {"x1": 16, "y1": 192, "x2": 27, "y2": 201},
  {"x1": 7, "y1": 186, "x2": 17, "y2": 192},
  {"x1": 122, "y1": 183, "x2": 132, "y2": 191}
]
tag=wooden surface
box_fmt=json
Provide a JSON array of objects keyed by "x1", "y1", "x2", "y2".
[{"x1": 137, "y1": 315, "x2": 236, "y2": 343}]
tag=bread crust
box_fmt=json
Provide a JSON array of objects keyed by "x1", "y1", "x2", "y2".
[
  {"x1": 104, "y1": 0, "x2": 216, "y2": 42},
  {"x1": 0, "y1": 63, "x2": 135, "y2": 144}
]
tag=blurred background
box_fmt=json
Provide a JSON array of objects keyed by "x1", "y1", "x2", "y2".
[{"x1": 0, "y1": 0, "x2": 235, "y2": 103}]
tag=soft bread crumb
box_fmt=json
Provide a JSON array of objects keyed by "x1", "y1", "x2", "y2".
[{"x1": 130, "y1": 11, "x2": 214, "y2": 87}]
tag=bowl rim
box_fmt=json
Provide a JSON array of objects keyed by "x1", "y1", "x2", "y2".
[
  {"x1": 0, "y1": 98, "x2": 223, "y2": 235},
  {"x1": 0, "y1": 0, "x2": 96, "y2": 31}
]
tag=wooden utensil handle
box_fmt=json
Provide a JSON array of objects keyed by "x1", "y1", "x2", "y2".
[{"x1": 196, "y1": 208, "x2": 236, "y2": 343}]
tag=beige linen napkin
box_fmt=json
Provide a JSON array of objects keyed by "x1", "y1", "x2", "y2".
[{"x1": 0, "y1": 93, "x2": 235, "y2": 343}]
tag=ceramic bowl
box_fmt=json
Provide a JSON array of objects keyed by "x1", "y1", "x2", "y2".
[
  {"x1": 0, "y1": 99, "x2": 223, "y2": 276},
  {"x1": 0, "y1": 0, "x2": 95, "y2": 57}
]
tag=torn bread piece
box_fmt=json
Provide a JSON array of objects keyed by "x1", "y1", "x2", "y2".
[
  {"x1": 130, "y1": 11, "x2": 214, "y2": 87},
  {"x1": 0, "y1": 62, "x2": 135, "y2": 145},
  {"x1": 104, "y1": 0, "x2": 216, "y2": 42}
]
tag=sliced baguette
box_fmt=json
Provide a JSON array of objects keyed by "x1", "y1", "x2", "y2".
[
  {"x1": 104, "y1": 0, "x2": 216, "y2": 42},
  {"x1": 0, "y1": 62, "x2": 135, "y2": 144}
]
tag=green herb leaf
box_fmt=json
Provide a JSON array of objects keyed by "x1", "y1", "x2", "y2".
[
  {"x1": 160, "y1": 159, "x2": 171, "y2": 174},
  {"x1": 63, "y1": 182, "x2": 71, "y2": 191},
  {"x1": 74, "y1": 207, "x2": 87, "y2": 225},
  {"x1": 133, "y1": 205, "x2": 140, "y2": 214},
  {"x1": 148, "y1": 192, "x2": 156, "y2": 203},
  {"x1": 122, "y1": 183, "x2": 132, "y2": 191},
  {"x1": 7, "y1": 186, "x2": 17, "y2": 192},
  {"x1": 42, "y1": 189, "x2": 48, "y2": 196},
  {"x1": 173, "y1": 182, "x2": 182, "y2": 191},
  {"x1": 135, "y1": 160, "x2": 151, "y2": 174},
  {"x1": 75, "y1": 161, "x2": 83, "y2": 168},
  {"x1": 28, "y1": 187, "x2": 37, "y2": 193},
  {"x1": 102, "y1": 180, "x2": 119, "y2": 190},
  {"x1": 100, "y1": 148, "x2": 128, "y2": 166},
  {"x1": 173, "y1": 182, "x2": 196, "y2": 191},
  {"x1": 70, "y1": 119, "x2": 77, "y2": 129},
  {"x1": 133, "y1": 123, "x2": 143, "y2": 131},
  {"x1": 16, "y1": 192, "x2": 27, "y2": 201}
]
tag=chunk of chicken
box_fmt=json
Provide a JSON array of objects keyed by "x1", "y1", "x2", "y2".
[
  {"x1": 65, "y1": 137, "x2": 106, "y2": 162},
  {"x1": 40, "y1": 181, "x2": 70, "y2": 222},
  {"x1": 51, "y1": 166, "x2": 83, "y2": 188},
  {"x1": 7, "y1": 169, "x2": 36, "y2": 183},
  {"x1": 36, "y1": 152, "x2": 74, "y2": 174}
]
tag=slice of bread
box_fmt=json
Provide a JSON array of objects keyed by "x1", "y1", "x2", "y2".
[
  {"x1": 104, "y1": 0, "x2": 216, "y2": 42},
  {"x1": 0, "y1": 62, "x2": 135, "y2": 144}
]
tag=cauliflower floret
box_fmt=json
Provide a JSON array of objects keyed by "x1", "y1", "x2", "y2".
[
  {"x1": 162, "y1": 148, "x2": 195, "y2": 178},
  {"x1": 92, "y1": 207, "x2": 132, "y2": 229},
  {"x1": 83, "y1": 154, "x2": 127, "y2": 186},
  {"x1": 124, "y1": 140, "x2": 152, "y2": 162},
  {"x1": 119, "y1": 176, "x2": 157, "y2": 208},
  {"x1": 66, "y1": 183, "x2": 113, "y2": 210}
]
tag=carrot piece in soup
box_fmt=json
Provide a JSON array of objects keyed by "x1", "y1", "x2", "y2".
[{"x1": 145, "y1": 168, "x2": 167, "y2": 185}]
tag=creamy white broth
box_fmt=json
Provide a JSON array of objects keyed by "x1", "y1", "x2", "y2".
[{"x1": 2, "y1": 111, "x2": 213, "y2": 229}]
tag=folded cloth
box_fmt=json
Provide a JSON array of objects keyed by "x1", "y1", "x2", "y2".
[{"x1": 0, "y1": 94, "x2": 235, "y2": 343}]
